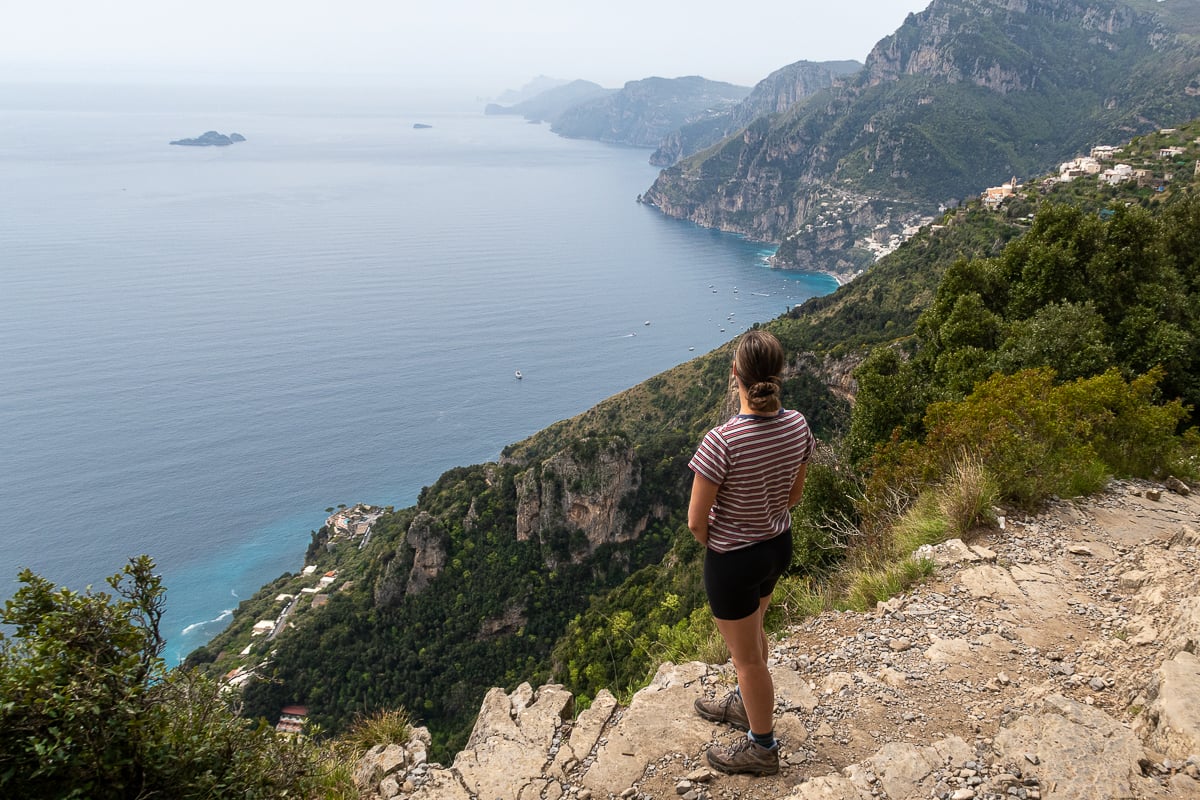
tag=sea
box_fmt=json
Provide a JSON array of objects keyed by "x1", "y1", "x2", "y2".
[{"x1": 0, "y1": 83, "x2": 837, "y2": 665}]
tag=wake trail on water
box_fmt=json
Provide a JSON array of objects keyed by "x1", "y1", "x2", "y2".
[{"x1": 181, "y1": 608, "x2": 233, "y2": 636}]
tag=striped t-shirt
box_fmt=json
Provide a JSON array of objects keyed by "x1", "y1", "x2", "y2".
[{"x1": 688, "y1": 409, "x2": 815, "y2": 552}]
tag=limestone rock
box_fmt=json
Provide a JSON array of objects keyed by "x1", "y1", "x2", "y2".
[
  {"x1": 515, "y1": 439, "x2": 645, "y2": 565},
  {"x1": 1138, "y1": 651, "x2": 1200, "y2": 762},
  {"x1": 405, "y1": 512, "x2": 448, "y2": 595},
  {"x1": 581, "y1": 662, "x2": 711, "y2": 795},
  {"x1": 916, "y1": 538, "x2": 981, "y2": 567},
  {"x1": 451, "y1": 683, "x2": 573, "y2": 800},
  {"x1": 993, "y1": 694, "x2": 1143, "y2": 800},
  {"x1": 864, "y1": 737, "x2": 971, "y2": 799}
]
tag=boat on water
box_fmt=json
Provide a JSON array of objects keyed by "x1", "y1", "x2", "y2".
[{"x1": 514, "y1": 370, "x2": 522, "y2": 380}]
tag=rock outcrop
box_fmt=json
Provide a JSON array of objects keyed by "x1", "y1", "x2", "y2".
[
  {"x1": 405, "y1": 512, "x2": 448, "y2": 596},
  {"x1": 515, "y1": 439, "x2": 644, "y2": 566},
  {"x1": 357, "y1": 479, "x2": 1200, "y2": 799}
]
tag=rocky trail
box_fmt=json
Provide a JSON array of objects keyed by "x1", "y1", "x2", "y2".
[{"x1": 357, "y1": 479, "x2": 1200, "y2": 800}]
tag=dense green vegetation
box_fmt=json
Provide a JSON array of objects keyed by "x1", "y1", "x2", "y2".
[{"x1": 0, "y1": 557, "x2": 340, "y2": 799}]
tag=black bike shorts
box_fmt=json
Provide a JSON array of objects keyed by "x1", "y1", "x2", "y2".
[{"x1": 703, "y1": 530, "x2": 793, "y2": 621}]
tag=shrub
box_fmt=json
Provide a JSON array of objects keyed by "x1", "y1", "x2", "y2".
[
  {"x1": 789, "y1": 462, "x2": 861, "y2": 575},
  {"x1": 873, "y1": 367, "x2": 1191, "y2": 508},
  {"x1": 0, "y1": 557, "x2": 327, "y2": 800}
]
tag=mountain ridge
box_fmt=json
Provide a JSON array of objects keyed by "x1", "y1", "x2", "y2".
[{"x1": 642, "y1": 0, "x2": 1200, "y2": 270}]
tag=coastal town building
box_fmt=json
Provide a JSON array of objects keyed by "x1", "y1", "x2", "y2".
[
  {"x1": 325, "y1": 503, "x2": 384, "y2": 540},
  {"x1": 1057, "y1": 156, "x2": 1102, "y2": 181},
  {"x1": 981, "y1": 176, "x2": 1019, "y2": 208},
  {"x1": 1090, "y1": 144, "x2": 1118, "y2": 160},
  {"x1": 276, "y1": 705, "x2": 309, "y2": 736},
  {"x1": 1101, "y1": 163, "x2": 1134, "y2": 185}
]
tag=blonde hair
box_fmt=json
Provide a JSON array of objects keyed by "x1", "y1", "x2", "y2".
[{"x1": 734, "y1": 329, "x2": 785, "y2": 413}]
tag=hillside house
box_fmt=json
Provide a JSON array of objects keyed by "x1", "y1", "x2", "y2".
[
  {"x1": 324, "y1": 503, "x2": 384, "y2": 541},
  {"x1": 982, "y1": 176, "x2": 1018, "y2": 208},
  {"x1": 276, "y1": 705, "x2": 308, "y2": 736},
  {"x1": 1058, "y1": 157, "x2": 1101, "y2": 181},
  {"x1": 1101, "y1": 164, "x2": 1134, "y2": 185},
  {"x1": 1159, "y1": 146, "x2": 1186, "y2": 159},
  {"x1": 251, "y1": 620, "x2": 275, "y2": 636},
  {"x1": 1090, "y1": 145, "x2": 1118, "y2": 160}
]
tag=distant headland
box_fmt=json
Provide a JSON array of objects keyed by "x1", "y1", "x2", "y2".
[{"x1": 169, "y1": 131, "x2": 246, "y2": 147}]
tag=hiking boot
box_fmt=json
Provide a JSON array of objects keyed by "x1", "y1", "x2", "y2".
[
  {"x1": 693, "y1": 690, "x2": 750, "y2": 731},
  {"x1": 706, "y1": 736, "x2": 780, "y2": 776}
]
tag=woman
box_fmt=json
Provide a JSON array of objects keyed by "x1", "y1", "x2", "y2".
[{"x1": 688, "y1": 329, "x2": 814, "y2": 776}]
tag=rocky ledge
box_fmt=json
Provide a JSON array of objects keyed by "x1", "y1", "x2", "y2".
[
  {"x1": 169, "y1": 131, "x2": 246, "y2": 146},
  {"x1": 357, "y1": 479, "x2": 1200, "y2": 800}
]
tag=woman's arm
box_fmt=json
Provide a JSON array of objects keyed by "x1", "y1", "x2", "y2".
[
  {"x1": 688, "y1": 473, "x2": 720, "y2": 547},
  {"x1": 788, "y1": 462, "x2": 809, "y2": 507}
]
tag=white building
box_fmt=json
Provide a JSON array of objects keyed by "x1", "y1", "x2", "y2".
[{"x1": 1101, "y1": 164, "x2": 1134, "y2": 185}]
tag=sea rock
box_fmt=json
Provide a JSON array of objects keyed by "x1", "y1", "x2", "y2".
[{"x1": 169, "y1": 130, "x2": 245, "y2": 146}]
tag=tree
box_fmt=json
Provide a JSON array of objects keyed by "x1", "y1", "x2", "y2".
[{"x1": 0, "y1": 557, "x2": 326, "y2": 799}]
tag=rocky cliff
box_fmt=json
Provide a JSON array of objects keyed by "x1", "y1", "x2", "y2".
[
  {"x1": 649, "y1": 61, "x2": 862, "y2": 167},
  {"x1": 485, "y1": 80, "x2": 615, "y2": 124},
  {"x1": 356, "y1": 479, "x2": 1200, "y2": 800},
  {"x1": 515, "y1": 438, "x2": 647, "y2": 567},
  {"x1": 642, "y1": 0, "x2": 1200, "y2": 271},
  {"x1": 550, "y1": 76, "x2": 751, "y2": 148}
]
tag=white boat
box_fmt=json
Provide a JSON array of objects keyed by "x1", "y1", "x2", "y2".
[{"x1": 514, "y1": 370, "x2": 522, "y2": 380}]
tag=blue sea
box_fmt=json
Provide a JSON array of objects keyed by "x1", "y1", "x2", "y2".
[{"x1": 0, "y1": 83, "x2": 837, "y2": 665}]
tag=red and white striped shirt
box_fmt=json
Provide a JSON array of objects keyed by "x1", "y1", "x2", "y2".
[{"x1": 689, "y1": 409, "x2": 814, "y2": 552}]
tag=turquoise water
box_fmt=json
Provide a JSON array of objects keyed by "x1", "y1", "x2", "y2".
[{"x1": 0, "y1": 84, "x2": 837, "y2": 664}]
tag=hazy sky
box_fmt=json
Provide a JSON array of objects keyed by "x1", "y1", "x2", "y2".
[{"x1": 3, "y1": 1, "x2": 930, "y2": 97}]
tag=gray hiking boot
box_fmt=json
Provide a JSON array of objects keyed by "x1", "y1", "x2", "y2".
[
  {"x1": 693, "y1": 689, "x2": 749, "y2": 731},
  {"x1": 706, "y1": 736, "x2": 780, "y2": 776}
]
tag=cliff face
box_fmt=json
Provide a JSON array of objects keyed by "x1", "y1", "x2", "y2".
[
  {"x1": 649, "y1": 60, "x2": 862, "y2": 167},
  {"x1": 515, "y1": 438, "x2": 644, "y2": 567},
  {"x1": 404, "y1": 512, "x2": 449, "y2": 596},
  {"x1": 550, "y1": 76, "x2": 751, "y2": 148},
  {"x1": 357, "y1": 480, "x2": 1200, "y2": 800},
  {"x1": 642, "y1": 0, "x2": 1200, "y2": 270}
]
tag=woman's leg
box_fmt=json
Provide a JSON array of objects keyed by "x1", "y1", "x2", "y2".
[{"x1": 714, "y1": 594, "x2": 775, "y2": 737}]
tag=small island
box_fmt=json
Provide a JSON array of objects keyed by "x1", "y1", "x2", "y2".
[
  {"x1": 169, "y1": 131, "x2": 247, "y2": 147},
  {"x1": 412, "y1": 123, "x2": 433, "y2": 129}
]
